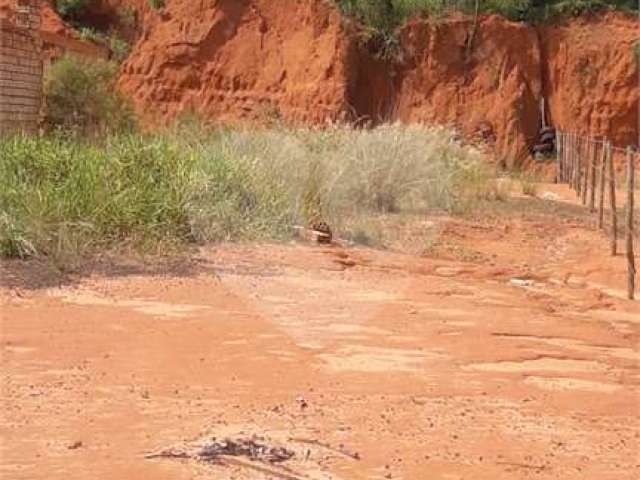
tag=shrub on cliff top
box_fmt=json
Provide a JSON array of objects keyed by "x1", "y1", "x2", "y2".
[
  {"x1": 55, "y1": 0, "x2": 91, "y2": 21},
  {"x1": 43, "y1": 55, "x2": 135, "y2": 135}
]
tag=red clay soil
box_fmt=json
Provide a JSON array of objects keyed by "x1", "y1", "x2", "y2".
[
  {"x1": 119, "y1": 0, "x2": 355, "y2": 126},
  {"x1": 115, "y1": 1, "x2": 638, "y2": 161},
  {"x1": 393, "y1": 14, "x2": 542, "y2": 165},
  {"x1": 1, "y1": 185, "x2": 639, "y2": 479},
  {"x1": 2, "y1": 1, "x2": 638, "y2": 158},
  {"x1": 540, "y1": 12, "x2": 640, "y2": 148}
]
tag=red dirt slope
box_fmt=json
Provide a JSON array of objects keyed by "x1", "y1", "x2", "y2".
[
  {"x1": 540, "y1": 13, "x2": 639, "y2": 148},
  {"x1": 4, "y1": 1, "x2": 638, "y2": 158},
  {"x1": 394, "y1": 15, "x2": 542, "y2": 166},
  {"x1": 119, "y1": 0, "x2": 355, "y2": 125}
]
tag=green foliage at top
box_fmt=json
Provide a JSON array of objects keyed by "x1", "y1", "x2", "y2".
[
  {"x1": 148, "y1": 0, "x2": 166, "y2": 10},
  {"x1": 337, "y1": 0, "x2": 636, "y2": 57},
  {"x1": 337, "y1": 1, "x2": 637, "y2": 31},
  {"x1": 55, "y1": 0, "x2": 91, "y2": 21}
]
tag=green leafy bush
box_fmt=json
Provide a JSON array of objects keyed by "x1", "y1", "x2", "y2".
[
  {"x1": 336, "y1": 0, "x2": 636, "y2": 57},
  {"x1": 55, "y1": 0, "x2": 91, "y2": 21},
  {"x1": 43, "y1": 55, "x2": 135, "y2": 135},
  {"x1": 149, "y1": 0, "x2": 166, "y2": 10}
]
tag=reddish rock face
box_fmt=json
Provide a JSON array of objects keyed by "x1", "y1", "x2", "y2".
[
  {"x1": 540, "y1": 13, "x2": 639, "y2": 149},
  {"x1": 118, "y1": 0, "x2": 356, "y2": 126},
  {"x1": 393, "y1": 15, "x2": 543, "y2": 166},
  {"x1": 2, "y1": 1, "x2": 638, "y2": 162}
]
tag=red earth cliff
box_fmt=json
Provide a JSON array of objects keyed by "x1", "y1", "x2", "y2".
[
  {"x1": 2, "y1": 1, "x2": 638, "y2": 159},
  {"x1": 540, "y1": 12, "x2": 639, "y2": 148},
  {"x1": 393, "y1": 14, "x2": 543, "y2": 165},
  {"x1": 119, "y1": 0, "x2": 356, "y2": 126}
]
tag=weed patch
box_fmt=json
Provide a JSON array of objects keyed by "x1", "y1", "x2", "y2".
[{"x1": 1, "y1": 125, "x2": 502, "y2": 261}]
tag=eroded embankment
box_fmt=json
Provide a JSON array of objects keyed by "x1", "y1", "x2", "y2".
[
  {"x1": 4, "y1": 1, "x2": 638, "y2": 162},
  {"x1": 115, "y1": 1, "x2": 638, "y2": 163}
]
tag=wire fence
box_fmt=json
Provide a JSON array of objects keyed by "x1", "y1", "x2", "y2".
[{"x1": 555, "y1": 131, "x2": 637, "y2": 300}]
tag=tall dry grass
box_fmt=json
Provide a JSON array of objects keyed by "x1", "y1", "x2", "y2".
[{"x1": 1, "y1": 124, "x2": 502, "y2": 260}]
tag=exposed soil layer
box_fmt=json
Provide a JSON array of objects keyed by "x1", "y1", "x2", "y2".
[
  {"x1": 2, "y1": 2, "x2": 638, "y2": 156},
  {"x1": 2, "y1": 185, "x2": 639, "y2": 479},
  {"x1": 119, "y1": 0, "x2": 355, "y2": 126},
  {"x1": 114, "y1": 1, "x2": 638, "y2": 160},
  {"x1": 393, "y1": 14, "x2": 543, "y2": 166},
  {"x1": 539, "y1": 13, "x2": 640, "y2": 148}
]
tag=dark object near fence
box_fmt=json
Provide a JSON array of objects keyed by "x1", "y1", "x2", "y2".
[{"x1": 531, "y1": 126, "x2": 556, "y2": 159}]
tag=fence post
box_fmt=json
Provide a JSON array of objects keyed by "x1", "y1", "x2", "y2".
[
  {"x1": 566, "y1": 133, "x2": 573, "y2": 188},
  {"x1": 598, "y1": 141, "x2": 606, "y2": 229},
  {"x1": 589, "y1": 141, "x2": 597, "y2": 212},
  {"x1": 582, "y1": 139, "x2": 589, "y2": 205},
  {"x1": 626, "y1": 147, "x2": 635, "y2": 300},
  {"x1": 571, "y1": 134, "x2": 576, "y2": 191},
  {"x1": 576, "y1": 136, "x2": 583, "y2": 198},
  {"x1": 577, "y1": 135, "x2": 583, "y2": 195},
  {"x1": 556, "y1": 131, "x2": 562, "y2": 183},
  {"x1": 607, "y1": 142, "x2": 617, "y2": 256},
  {"x1": 570, "y1": 133, "x2": 576, "y2": 188},
  {"x1": 563, "y1": 132, "x2": 568, "y2": 183}
]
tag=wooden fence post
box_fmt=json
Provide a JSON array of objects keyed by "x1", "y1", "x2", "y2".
[
  {"x1": 573, "y1": 134, "x2": 580, "y2": 193},
  {"x1": 577, "y1": 135, "x2": 583, "y2": 196},
  {"x1": 568, "y1": 133, "x2": 573, "y2": 188},
  {"x1": 607, "y1": 142, "x2": 617, "y2": 256},
  {"x1": 571, "y1": 133, "x2": 576, "y2": 189},
  {"x1": 598, "y1": 141, "x2": 606, "y2": 229},
  {"x1": 589, "y1": 141, "x2": 597, "y2": 212},
  {"x1": 582, "y1": 139, "x2": 589, "y2": 205},
  {"x1": 626, "y1": 147, "x2": 635, "y2": 300},
  {"x1": 556, "y1": 131, "x2": 562, "y2": 183},
  {"x1": 563, "y1": 132, "x2": 568, "y2": 183}
]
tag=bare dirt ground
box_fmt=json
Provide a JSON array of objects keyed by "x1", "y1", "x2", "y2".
[{"x1": 1, "y1": 185, "x2": 639, "y2": 480}]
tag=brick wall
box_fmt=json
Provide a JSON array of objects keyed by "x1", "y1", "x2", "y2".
[{"x1": 0, "y1": 2, "x2": 42, "y2": 133}]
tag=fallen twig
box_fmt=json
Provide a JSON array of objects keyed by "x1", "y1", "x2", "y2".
[
  {"x1": 288, "y1": 437, "x2": 360, "y2": 461},
  {"x1": 219, "y1": 455, "x2": 309, "y2": 480}
]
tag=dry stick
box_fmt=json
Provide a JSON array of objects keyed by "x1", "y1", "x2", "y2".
[
  {"x1": 598, "y1": 142, "x2": 606, "y2": 229},
  {"x1": 589, "y1": 141, "x2": 597, "y2": 212},
  {"x1": 607, "y1": 142, "x2": 618, "y2": 256},
  {"x1": 219, "y1": 456, "x2": 308, "y2": 480},
  {"x1": 626, "y1": 147, "x2": 636, "y2": 300}
]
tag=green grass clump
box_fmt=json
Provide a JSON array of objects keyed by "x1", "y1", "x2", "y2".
[
  {"x1": 0, "y1": 125, "x2": 500, "y2": 261},
  {"x1": 55, "y1": 0, "x2": 91, "y2": 21}
]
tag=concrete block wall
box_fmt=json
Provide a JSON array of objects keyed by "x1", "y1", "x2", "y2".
[{"x1": 0, "y1": 1, "x2": 42, "y2": 133}]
